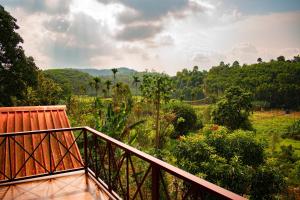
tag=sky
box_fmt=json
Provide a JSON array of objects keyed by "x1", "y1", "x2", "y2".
[{"x1": 1, "y1": 0, "x2": 300, "y2": 75}]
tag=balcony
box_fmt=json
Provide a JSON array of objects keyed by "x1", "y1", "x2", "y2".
[{"x1": 0, "y1": 126, "x2": 247, "y2": 200}]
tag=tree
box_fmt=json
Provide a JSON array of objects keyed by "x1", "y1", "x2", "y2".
[
  {"x1": 0, "y1": 5, "x2": 38, "y2": 106},
  {"x1": 132, "y1": 75, "x2": 140, "y2": 94},
  {"x1": 165, "y1": 101, "x2": 200, "y2": 138},
  {"x1": 111, "y1": 68, "x2": 118, "y2": 84},
  {"x1": 112, "y1": 82, "x2": 132, "y2": 109},
  {"x1": 232, "y1": 60, "x2": 240, "y2": 67},
  {"x1": 277, "y1": 55, "x2": 285, "y2": 62},
  {"x1": 211, "y1": 86, "x2": 252, "y2": 130},
  {"x1": 92, "y1": 77, "x2": 101, "y2": 96},
  {"x1": 257, "y1": 57, "x2": 262, "y2": 63},
  {"x1": 104, "y1": 80, "x2": 112, "y2": 97},
  {"x1": 293, "y1": 55, "x2": 300, "y2": 62},
  {"x1": 174, "y1": 128, "x2": 284, "y2": 197},
  {"x1": 140, "y1": 74, "x2": 173, "y2": 149}
]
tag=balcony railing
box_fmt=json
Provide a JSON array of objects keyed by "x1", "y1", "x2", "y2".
[{"x1": 0, "y1": 127, "x2": 246, "y2": 200}]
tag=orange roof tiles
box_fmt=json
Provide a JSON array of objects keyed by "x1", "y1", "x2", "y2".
[{"x1": 0, "y1": 106, "x2": 83, "y2": 180}]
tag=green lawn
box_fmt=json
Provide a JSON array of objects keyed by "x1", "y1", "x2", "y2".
[{"x1": 250, "y1": 110, "x2": 300, "y2": 155}]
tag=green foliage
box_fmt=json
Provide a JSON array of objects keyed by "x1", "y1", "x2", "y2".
[
  {"x1": 211, "y1": 86, "x2": 253, "y2": 130},
  {"x1": 173, "y1": 66, "x2": 206, "y2": 100},
  {"x1": 96, "y1": 99, "x2": 145, "y2": 143},
  {"x1": 140, "y1": 73, "x2": 173, "y2": 149},
  {"x1": 250, "y1": 164, "x2": 285, "y2": 200},
  {"x1": 226, "y1": 130, "x2": 265, "y2": 167},
  {"x1": 112, "y1": 82, "x2": 132, "y2": 109},
  {"x1": 174, "y1": 129, "x2": 284, "y2": 197},
  {"x1": 282, "y1": 120, "x2": 300, "y2": 140},
  {"x1": 203, "y1": 126, "x2": 265, "y2": 167},
  {"x1": 165, "y1": 101, "x2": 200, "y2": 138},
  {"x1": 43, "y1": 68, "x2": 93, "y2": 96},
  {"x1": 140, "y1": 73, "x2": 173, "y2": 103},
  {"x1": 289, "y1": 160, "x2": 300, "y2": 185},
  {"x1": 18, "y1": 72, "x2": 63, "y2": 105},
  {"x1": 204, "y1": 60, "x2": 300, "y2": 109},
  {"x1": 0, "y1": 6, "x2": 38, "y2": 106}
]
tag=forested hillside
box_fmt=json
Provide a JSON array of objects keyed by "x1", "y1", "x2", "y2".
[
  {"x1": 43, "y1": 68, "x2": 144, "y2": 96},
  {"x1": 173, "y1": 57, "x2": 300, "y2": 109},
  {"x1": 43, "y1": 69, "x2": 94, "y2": 96},
  {"x1": 77, "y1": 67, "x2": 137, "y2": 77}
]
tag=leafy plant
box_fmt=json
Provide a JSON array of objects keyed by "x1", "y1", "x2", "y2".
[
  {"x1": 211, "y1": 86, "x2": 253, "y2": 130},
  {"x1": 140, "y1": 73, "x2": 173, "y2": 149},
  {"x1": 165, "y1": 101, "x2": 201, "y2": 138},
  {"x1": 282, "y1": 120, "x2": 300, "y2": 140}
]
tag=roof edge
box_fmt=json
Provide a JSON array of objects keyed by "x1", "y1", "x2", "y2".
[{"x1": 0, "y1": 105, "x2": 67, "y2": 112}]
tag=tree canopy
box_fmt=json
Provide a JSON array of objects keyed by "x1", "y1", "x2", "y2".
[
  {"x1": 0, "y1": 5, "x2": 38, "y2": 106},
  {"x1": 211, "y1": 86, "x2": 252, "y2": 130}
]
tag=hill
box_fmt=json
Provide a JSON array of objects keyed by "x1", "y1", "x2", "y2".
[
  {"x1": 43, "y1": 68, "x2": 94, "y2": 96},
  {"x1": 77, "y1": 67, "x2": 138, "y2": 77},
  {"x1": 42, "y1": 68, "x2": 143, "y2": 96}
]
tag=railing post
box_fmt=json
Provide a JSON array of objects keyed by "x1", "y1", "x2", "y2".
[
  {"x1": 8, "y1": 137, "x2": 12, "y2": 180},
  {"x1": 48, "y1": 132, "x2": 52, "y2": 174},
  {"x1": 152, "y1": 164, "x2": 160, "y2": 200},
  {"x1": 84, "y1": 129, "x2": 88, "y2": 174},
  {"x1": 108, "y1": 143, "x2": 112, "y2": 192}
]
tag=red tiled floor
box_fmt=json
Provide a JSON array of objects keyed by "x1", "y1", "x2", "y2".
[{"x1": 0, "y1": 172, "x2": 109, "y2": 200}]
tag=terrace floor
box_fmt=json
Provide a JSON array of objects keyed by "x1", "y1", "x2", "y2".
[{"x1": 0, "y1": 171, "x2": 110, "y2": 200}]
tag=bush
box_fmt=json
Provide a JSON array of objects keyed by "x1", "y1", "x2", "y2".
[
  {"x1": 250, "y1": 165, "x2": 286, "y2": 200},
  {"x1": 165, "y1": 101, "x2": 200, "y2": 138},
  {"x1": 282, "y1": 120, "x2": 300, "y2": 140},
  {"x1": 211, "y1": 86, "x2": 253, "y2": 130},
  {"x1": 203, "y1": 127, "x2": 265, "y2": 167},
  {"x1": 226, "y1": 130, "x2": 265, "y2": 167}
]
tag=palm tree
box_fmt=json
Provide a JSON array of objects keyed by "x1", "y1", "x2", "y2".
[
  {"x1": 257, "y1": 57, "x2": 262, "y2": 63},
  {"x1": 93, "y1": 77, "x2": 101, "y2": 96},
  {"x1": 132, "y1": 75, "x2": 140, "y2": 95},
  {"x1": 105, "y1": 80, "x2": 112, "y2": 97},
  {"x1": 111, "y1": 68, "x2": 118, "y2": 84},
  {"x1": 102, "y1": 88, "x2": 107, "y2": 98}
]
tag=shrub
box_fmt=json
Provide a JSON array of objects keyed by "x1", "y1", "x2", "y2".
[
  {"x1": 226, "y1": 130, "x2": 265, "y2": 167},
  {"x1": 165, "y1": 101, "x2": 200, "y2": 138},
  {"x1": 211, "y1": 86, "x2": 253, "y2": 130},
  {"x1": 250, "y1": 165, "x2": 286, "y2": 200},
  {"x1": 282, "y1": 120, "x2": 300, "y2": 140}
]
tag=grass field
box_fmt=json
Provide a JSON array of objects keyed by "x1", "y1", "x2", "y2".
[
  {"x1": 191, "y1": 105, "x2": 300, "y2": 155},
  {"x1": 250, "y1": 110, "x2": 300, "y2": 155}
]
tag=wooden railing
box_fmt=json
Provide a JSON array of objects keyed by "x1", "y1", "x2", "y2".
[{"x1": 0, "y1": 127, "x2": 246, "y2": 200}]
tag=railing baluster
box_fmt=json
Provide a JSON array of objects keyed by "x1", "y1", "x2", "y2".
[
  {"x1": 126, "y1": 153, "x2": 129, "y2": 200},
  {"x1": 108, "y1": 143, "x2": 112, "y2": 192},
  {"x1": 94, "y1": 134, "x2": 98, "y2": 178},
  {"x1": 152, "y1": 164, "x2": 160, "y2": 200},
  {"x1": 48, "y1": 132, "x2": 52, "y2": 174},
  {"x1": 8, "y1": 137, "x2": 12, "y2": 180},
  {"x1": 84, "y1": 129, "x2": 88, "y2": 173}
]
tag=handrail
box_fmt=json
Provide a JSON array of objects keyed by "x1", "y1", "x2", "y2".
[{"x1": 1, "y1": 127, "x2": 247, "y2": 200}]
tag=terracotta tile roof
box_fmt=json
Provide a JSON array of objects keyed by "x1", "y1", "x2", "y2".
[{"x1": 0, "y1": 106, "x2": 82, "y2": 180}]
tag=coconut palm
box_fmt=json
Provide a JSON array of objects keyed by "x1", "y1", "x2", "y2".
[
  {"x1": 111, "y1": 68, "x2": 118, "y2": 84},
  {"x1": 132, "y1": 75, "x2": 140, "y2": 95},
  {"x1": 93, "y1": 77, "x2": 101, "y2": 96},
  {"x1": 105, "y1": 80, "x2": 112, "y2": 97}
]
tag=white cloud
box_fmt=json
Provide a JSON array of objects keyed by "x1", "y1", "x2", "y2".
[{"x1": 1, "y1": 0, "x2": 299, "y2": 74}]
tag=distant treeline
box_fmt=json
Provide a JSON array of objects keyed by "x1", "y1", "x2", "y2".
[
  {"x1": 42, "y1": 55, "x2": 300, "y2": 109},
  {"x1": 203, "y1": 56, "x2": 300, "y2": 109}
]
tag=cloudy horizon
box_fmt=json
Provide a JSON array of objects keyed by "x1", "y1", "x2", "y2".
[{"x1": 1, "y1": 0, "x2": 299, "y2": 75}]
